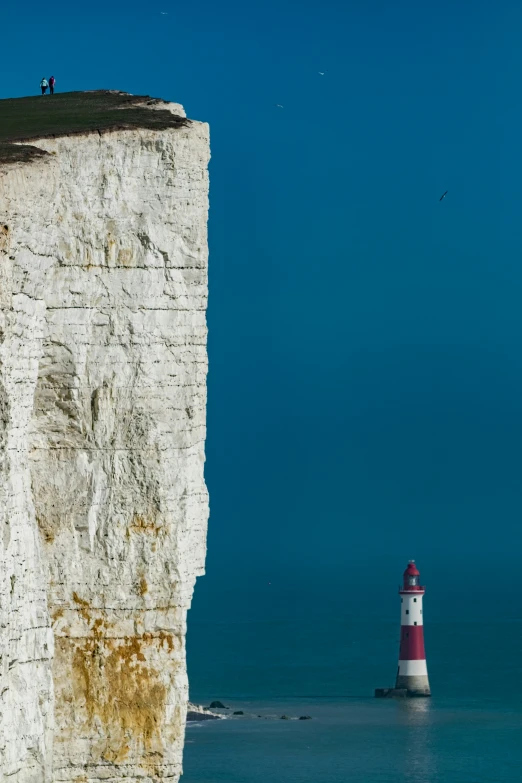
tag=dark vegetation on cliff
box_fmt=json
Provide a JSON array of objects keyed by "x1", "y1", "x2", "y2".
[{"x1": 0, "y1": 90, "x2": 190, "y2": 163}]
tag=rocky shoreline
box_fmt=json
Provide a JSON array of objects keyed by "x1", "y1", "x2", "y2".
[
  {"x1": 186, "y1": 704, "x2": 224, "y2": 722},
  {"x1": 186, "y1": 702, "x2": 312, "y2": 722}
]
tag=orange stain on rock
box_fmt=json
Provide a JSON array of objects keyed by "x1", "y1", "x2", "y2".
[
  {"x1": 71, "y1": 632, "x2": 169, "y2": 763},
  {"x1": 128, "y1": 513, "x2": 165, "y2": 538},
  {"x1": 56, "y1": 592, "x2": 181, "y2": 766}
]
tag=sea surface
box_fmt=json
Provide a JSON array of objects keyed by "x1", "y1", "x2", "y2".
[{"x1": 183, "y1": 568, "x2": 522, "y2": 782}]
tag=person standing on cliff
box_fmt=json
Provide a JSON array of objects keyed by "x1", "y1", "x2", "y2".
[
  {"x1": 49, "y1": 76, "x2": 56, "y2": 95},
  {"x1": 40, "y1": 78, "x2": 48, "y2": 95}
]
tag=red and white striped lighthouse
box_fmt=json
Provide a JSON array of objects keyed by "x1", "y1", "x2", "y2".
[{"x1": 396, "y1": 560, "x2": 431, "y2": 696}]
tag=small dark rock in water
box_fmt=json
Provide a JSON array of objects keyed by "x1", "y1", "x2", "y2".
[
  {"x1": 280, "y1": 715, "x2": 290, "y2": 720},
  {"x1": 233, "y1": 711, "x2": 244, "y2": 715},
  {"x1": 299, "y1": 716, "x2": 312, "y2": 720},
  {"x1": 209, "y1": 701, "x2": 226, "y2": 709}
]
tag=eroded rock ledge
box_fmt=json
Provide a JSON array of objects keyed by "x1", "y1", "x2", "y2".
[{"x1": 0, "y1": 92, "x2": 210, "y2": 783}]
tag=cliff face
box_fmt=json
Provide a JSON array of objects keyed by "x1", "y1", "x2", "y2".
[{"x1": 0, "y1": 99, "x2": 209, "y2": 782}]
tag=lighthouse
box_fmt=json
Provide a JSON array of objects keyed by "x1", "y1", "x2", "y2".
[
  {"x1": 396, "y1": 560, "x2": 430, "y2": 695},
  {"x1": 375, "y1": 560, "x2": 431, "y2": 698}
]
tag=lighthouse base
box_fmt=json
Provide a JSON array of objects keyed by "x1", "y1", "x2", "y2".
[
  {"x1": 395, "y1": 674, "x2": 431, "y2": 695},
  {"x1": 374, "y1": 687, "x2": 431, "y2": 698}
]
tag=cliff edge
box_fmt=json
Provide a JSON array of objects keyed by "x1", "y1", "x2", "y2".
[{"x1": 0, "y1": 91, "x2": 210, "y2": 782}]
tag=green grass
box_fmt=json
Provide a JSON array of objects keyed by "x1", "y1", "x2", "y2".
[{"x1": 0, "y1": 90, "x2": 189, "y2": 163}]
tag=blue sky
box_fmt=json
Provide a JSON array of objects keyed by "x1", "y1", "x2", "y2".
[{"x1": 3, "y1": 0, "x2": 522, "y2": 580}]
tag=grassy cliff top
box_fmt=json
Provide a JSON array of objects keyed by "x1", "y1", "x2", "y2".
[{"x1": 0, "y1": 90, "x2": 189, "y2": 164}]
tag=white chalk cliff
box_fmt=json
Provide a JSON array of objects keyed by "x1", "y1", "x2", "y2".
[{"x1": 0, "y1": 99, "x2": 210, "y2": 781}]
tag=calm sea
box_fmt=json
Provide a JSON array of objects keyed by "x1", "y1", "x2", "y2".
[{"x1": 183, "y1": 568, "x2": 522, "y2": 782}]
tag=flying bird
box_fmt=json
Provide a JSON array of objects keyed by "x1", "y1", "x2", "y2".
[
  {"x1": 439, "y1": 190, "x2": 448, "y2": 201},
  {"x1": 275, "y1": 104, "x2": 284, "y2": 108},
  {"x1": 160, "y1": 11, "x2": 168, "y2": 14},
  {"x1": 318, "y1": 72, "x2": 325, "y2": 76}
]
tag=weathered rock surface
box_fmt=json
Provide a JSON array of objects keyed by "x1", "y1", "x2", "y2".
[{"x1": 0, "y1": 100, "x2": 210, "y2": 782}]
